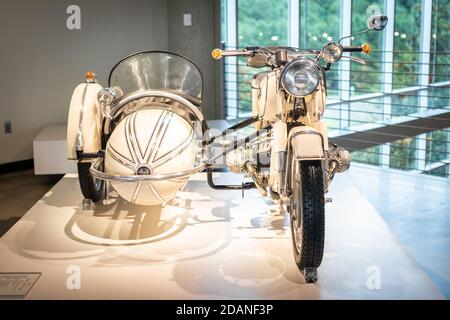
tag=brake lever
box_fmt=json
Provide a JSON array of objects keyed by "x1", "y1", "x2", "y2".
[{"x1": 341, "y1": 56, "x2": 366, "y2": 65}]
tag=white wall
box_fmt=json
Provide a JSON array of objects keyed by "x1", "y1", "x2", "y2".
[
  {"x1": 0, "y1": 0, "x2": 168, "y2": 164},
  {"x1": 167, "y1": 0, "x2": 222, "y2": 120}
]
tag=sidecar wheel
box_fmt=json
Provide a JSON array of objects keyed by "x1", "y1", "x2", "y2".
[
  {"x1": 77, "y1": 161, "x2": 104, "y2": 202},
  {"x1": 289, "y1": 160, "x2": 325, "y2": 276}
]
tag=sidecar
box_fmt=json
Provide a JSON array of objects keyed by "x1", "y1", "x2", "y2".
[{"x1": 67, "y1": 51, "x2": 207, "y2": 205}]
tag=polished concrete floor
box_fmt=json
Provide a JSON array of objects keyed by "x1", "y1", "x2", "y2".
[
  {"x1": 0, "y1": 169, "x2": 445, "y2": 299},
  {"x1": 0, "y1": 170, "x2": 62, "y2": 237},
  {"x1": 348, "y1": 164, "x2": 450, "y2": 299}
]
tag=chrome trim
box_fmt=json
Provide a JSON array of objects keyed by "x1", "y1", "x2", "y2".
[
  {"x1": 142, "y1": 110, "x2": 164, "y2": 160},
  {"x1": 147, "y1": 182, "x2": 165, "y2": 203},
  {"x1": 112, "y1": 90, "x2": 204, "y2": 122},
  {"x1": 104, "y1": 90, "x2": 204, "y2": 137},
  {"x1": 152, "y1": 127, "x2": 195, "y2": 168},
  {"x1": 244, "y1": 162, "x2": 267, "y2": 197},
  {"x1": 75, "y1": 83, "x2": 89, "y2": 151},
  {"x1": 145, "y1": 111, "x2": 172, "y2": 163},
  {"x1": 106, "y1": 146, "x2": 136, "y2": 171},
  {"x1": 280, "y1": 57, "x2": 321, "y2": 98},
  {"x1": 98, "y1": 87, "x2": 117, "y2": 119},
  {"x1": 90, "y1": 158, "x2": 206, "y2": 182},
  {"x1": 131, "y1": 182, "x2": 142, "y2": 203},
  {"x1": 125, "y1": 112, "x2": 141, "y2": 164}
]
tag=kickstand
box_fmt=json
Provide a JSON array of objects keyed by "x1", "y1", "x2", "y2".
[{"x1": 81, "y1": 198, "x2": 95, "y2": 211}]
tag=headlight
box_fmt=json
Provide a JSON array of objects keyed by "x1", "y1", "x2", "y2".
[
  {"x1": 97, "y1": 88, "x2": 117, "y2": 106},
  {"x1": 321, "y1": 42, "x2": 343, "y2": 63},
  {"x1": 280, "y1": 58, "x2": 320, "y2": 97}
]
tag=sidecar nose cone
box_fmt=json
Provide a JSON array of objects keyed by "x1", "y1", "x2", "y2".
[{"x1": 104, "y1": 108, "x2": 197, "y2": 205}]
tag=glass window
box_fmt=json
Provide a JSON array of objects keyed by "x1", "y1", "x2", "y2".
[
  {"x1": 350, "y1": 0, "x2": 385, "y2": 96},
  {"x1": 431, "y1": 0, "x2": 450, "y2": 83},
  {"x1": 390, "y1": 137, "x2": 418, "y2": 170},
  {"x1": 351, "y1": 146, "x2": 381, "y2": 165},
  {"x1": 349, "y1": 97, "x2": 384, "y2": 127},
  {"x1": 393, "y1": 0, "x2": 422, "y2": 90},
  {"x1": 391, "y1": 93, "x2": 419, "y2": 116},
  {"x1": 299, "y1": 0, "x2": 340, "y2": 97},
  {"x1": 238, "y1": 0, "x2": 288, "y2": 47},
  {"x1": 426, "y1": 129, "x2": 449, "y2": 164},
  {"x1": 235, "y1": 0, "x2": 289, "y2": 117},
  {"x1": 323, "y1": 104, "x2": 342, "y2": 130}
]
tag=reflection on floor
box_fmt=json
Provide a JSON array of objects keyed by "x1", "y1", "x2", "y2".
[
  {"x1": 349, "y1": 164, "x2": 450, "y2": 299},
  {"x1": 0, "y1": 169, "x2": 444, "y2": 299}
]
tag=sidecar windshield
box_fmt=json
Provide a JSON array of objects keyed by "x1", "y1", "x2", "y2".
[{"x1": 109, "y1": 51, "x2": 203, "y2": 105}]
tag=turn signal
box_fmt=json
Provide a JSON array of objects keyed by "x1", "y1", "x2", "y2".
[
  {"x1": 361, "y1": 43, "x2": 372, "y2": 54},
  {"x1": 85, "y1": 71, "x2": 96, "y2": 83},
  {"x1": 211, "y1": 48, "x2": 223, "y2": 60}
]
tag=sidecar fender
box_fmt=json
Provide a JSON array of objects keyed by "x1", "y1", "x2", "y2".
[
  {"x1": 288, "y1": 126, "x2": 325, "y2": 161},
  {"x1": 67, "y1": 82, "x2": 103, "y2": 160}
]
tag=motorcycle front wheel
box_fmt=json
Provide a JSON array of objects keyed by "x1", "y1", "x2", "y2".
[
  {"x1": 289, "y1": 159, "x2": 325, "y2": 283},
  {"x1": 77, "y1": 161, "x2": 104, "y2": 202}
]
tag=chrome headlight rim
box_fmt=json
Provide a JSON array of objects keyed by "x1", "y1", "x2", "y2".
[
  {"x1": 321, "y1": 41, "x2": 344, "y2": 63},
  {"x1": 280, "y1": 57, "x2": 321, "y2": 98}
]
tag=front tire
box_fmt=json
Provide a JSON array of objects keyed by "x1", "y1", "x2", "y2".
[
  {"x1": 77, "y1": 161, "x2": 104, "y2": 202},
  {"x1": 289, "y1": 160, "x2": 325, "y2": 282}
]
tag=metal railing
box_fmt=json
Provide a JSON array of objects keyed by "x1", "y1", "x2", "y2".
[{"x1": 222, "y1": 50, "x2": 450, "y2": 178}]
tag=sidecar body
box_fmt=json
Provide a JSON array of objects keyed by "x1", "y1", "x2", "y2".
[{"x1": 67, "y1": 51, "x2": 206, "y2": 205}]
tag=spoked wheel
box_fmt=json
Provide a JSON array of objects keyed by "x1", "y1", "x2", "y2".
[
  {"x1": 289, "y1": 159, "x2": 325, "y2": 283},
  {"x1": 77, "y1": 161, "x2": 105, "y2": 203}
]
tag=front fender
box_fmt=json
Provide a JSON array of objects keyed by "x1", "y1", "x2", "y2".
[
  {"x1": 288, "y1": 126, "x2": 325, "y2": 160},
  {"x1": 67, "y1": 82, "x2": 103, "y2": 160}
]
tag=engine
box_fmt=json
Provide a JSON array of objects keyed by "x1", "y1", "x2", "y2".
[{"x1": 327, "y1": 144, "x2": 351, "y2": 184}]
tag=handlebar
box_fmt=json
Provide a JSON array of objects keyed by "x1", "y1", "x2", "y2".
[
  {"x1": 211, "y1": 42, "x2": 372, "y2": 61},
  {"x1": 343, "y1": 46, "x2": 363, "y2": 52}
]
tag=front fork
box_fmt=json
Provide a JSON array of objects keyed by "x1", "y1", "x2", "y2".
[
  {"x1": 271, "y1": 121, "x2": 329, "y2": 197},
  {"x1": 274, "y1": 121, "x2": 351, "y2": 199},
  {"x1": 270, "y1": 121, "x2": 288, "y2": 195}
]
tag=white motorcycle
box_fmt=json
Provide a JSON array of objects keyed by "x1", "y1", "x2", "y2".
[{"x1": 67, "y1": 15, "x2": 387, "y2": 282}]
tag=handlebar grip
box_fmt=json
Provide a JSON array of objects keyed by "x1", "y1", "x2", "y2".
[
  {"x1": 343, "y1": 43, "x2": 372, "y2": 54},
  {"x1": 343, "y1": 46, "x2": 363, "y2": 52},
  {"x1": 211, "y1": 49, "x2": 252, "y2": 60},
  {"x1": 211, "y1": 48, "x2": 253, "y2": 60}
]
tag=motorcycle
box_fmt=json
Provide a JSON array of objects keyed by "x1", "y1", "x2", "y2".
[{"x1": 67, "y1": 15, "x2": 387, "y2": 283}]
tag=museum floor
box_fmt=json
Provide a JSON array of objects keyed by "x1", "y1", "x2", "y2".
[
  {"x1": 0, "y1": 165, "x2": 448, "y2": 299},
  {"x1": 0, "y1": 170, "x2": 62, "y2": 237}
]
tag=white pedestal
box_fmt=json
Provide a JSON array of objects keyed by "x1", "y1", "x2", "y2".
[
  {"x1": 33, "y1": 125, "x2": 77, "y2": 175},
  {"x1": 0, "y1": 172, "x2": 444, "y2": 299}
]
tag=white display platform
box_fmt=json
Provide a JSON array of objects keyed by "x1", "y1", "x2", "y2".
[
  {"x1": 33, "y1": 125, "x2": 77, "y2": 175},
  {"x1": 0, "y1": 172, "x2": 444, "y2": 299}
]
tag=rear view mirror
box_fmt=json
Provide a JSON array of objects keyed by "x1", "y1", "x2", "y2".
[{"x1": 367, "y1": 15, "x2": 388, "y2": 31}]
